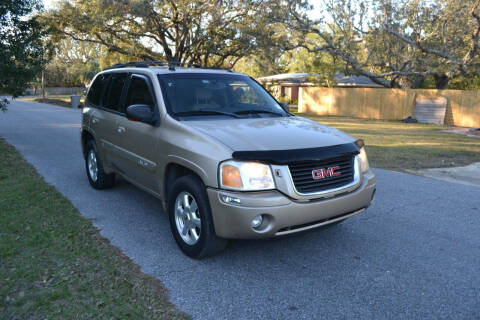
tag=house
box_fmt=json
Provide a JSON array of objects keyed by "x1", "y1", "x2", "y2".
[{"x1": 257, "y1": 73, "x2": 383, "y2": 102}]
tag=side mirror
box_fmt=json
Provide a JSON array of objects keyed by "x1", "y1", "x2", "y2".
[
  {"x1": 279, "y1": 102, "x2": 290, "y2": 112},
  {"x1": 126, "y1": 104, "x2": 155, "y2": 124}
]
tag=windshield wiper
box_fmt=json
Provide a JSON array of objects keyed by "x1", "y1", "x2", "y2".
[
  {"x1": 234, "y1": 109, "x2": 285, "y2": 117},
  {"x1": 173, "y1": 110, "x2": 240, "y2": 118}
]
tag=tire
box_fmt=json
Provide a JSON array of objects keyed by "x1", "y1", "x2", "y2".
[
  {"x1": 168, "y1": 175, "x2": 227, "y2": 258},
  {"x1": 85, "y1": 140, "x2": 115, "y2": 189}
]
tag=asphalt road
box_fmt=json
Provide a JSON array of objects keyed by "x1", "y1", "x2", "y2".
[{"x1": 1, "y1": 99, "x2": 479, "y2": 319}]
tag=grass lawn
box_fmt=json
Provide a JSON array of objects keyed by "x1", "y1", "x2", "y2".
[
  {"x1": 20, "y1": 95, "x2": 85, "y2": 108},
  {"x1": 0, "y1": 139, "x2": 188, "y2": 319},
  {"x1": 299, "y1": 114, "x2": 480, "y2": 171}
]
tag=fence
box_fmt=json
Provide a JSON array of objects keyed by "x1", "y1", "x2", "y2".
[
  {"x1": 299, "y1": 87, "x2": 480, "y2": 128},
  {"x1": 24, "y1": 87, "x2": 86, "y2": 96}
]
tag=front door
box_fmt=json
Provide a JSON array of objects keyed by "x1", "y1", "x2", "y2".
[{"x1": 112, "y1": 74, "x2": 160, "y2": 192}]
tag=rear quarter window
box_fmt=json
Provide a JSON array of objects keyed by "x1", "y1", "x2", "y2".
[
  {"x1": 103, "y1": 73, "x2": 128, "y2": 112},
  {"x1": 87, "y1": 74, "x2": 109, "y2": 106}
]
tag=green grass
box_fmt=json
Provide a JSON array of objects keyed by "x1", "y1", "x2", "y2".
[
  {"x1": 299, "y1": 114, "x2": 480, "y2": 171},
  {"x1": 0, "y1": 139, "x2": 188, "y2": 319}
]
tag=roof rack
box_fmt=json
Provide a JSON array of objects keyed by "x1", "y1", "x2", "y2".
[{"x1": 103, "y1": 60, "x2": 233, "y2": 72}]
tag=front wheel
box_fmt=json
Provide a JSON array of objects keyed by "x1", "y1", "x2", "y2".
[{"x1": 168, "y1": 175, "x2": 227, "y2": 258}]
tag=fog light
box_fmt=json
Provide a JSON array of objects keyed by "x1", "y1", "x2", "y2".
[
  {"x1": 221, "y1": 194, "x2": 241, "y2": 205},
  {"x1": 251, "y1": 215, "x2": 263, "y2": 229}
]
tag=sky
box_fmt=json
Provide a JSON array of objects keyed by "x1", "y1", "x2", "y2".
[{"x1": 43, "y1": 0, "x2": 57, "y2": 10}]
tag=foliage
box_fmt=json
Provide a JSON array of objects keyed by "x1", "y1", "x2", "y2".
[
  {"x1": 0, "y1": 0, "x2": 46, "y2": 110},
  {"x1": 277, "y1": 96, "x2": 298, "y2": 105},
  {"x1": 446, "y1": 73, "x2": 480, "y2": 90},
  {"x1": 280, "y1": 33, "x2": 343, "y2": 78},
  {"x1": 43, "y1": 61, "x2": 98, "y2": 87},
  {"x1": 234, "y1": 11, "x2": 345, "y2": 81},
  {"x1": 282, "y1": 0, "x2": 480, "y2": 89},
  {"x1": 35, "y1": 38, "x2": 100, "y2": 88},
  {"x1": 233, "y1": 53, "x2": 286, "y2": 78},
  {"x1": 46, "y1": 0, "x2": 309, "y2": 68}
]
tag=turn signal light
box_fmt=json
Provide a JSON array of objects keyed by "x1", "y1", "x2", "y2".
[{"x1": 221, "y1": 165, "x2": 243, "y2": 189}]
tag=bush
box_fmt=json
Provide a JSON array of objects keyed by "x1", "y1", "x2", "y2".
[{"x1": 277, "y1": 96, "x2": 298, "y2": 105}]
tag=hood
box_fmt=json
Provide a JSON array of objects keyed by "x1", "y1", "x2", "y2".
[{"x1": 184, "y1": 116, "x2": 355, "y2": 152}]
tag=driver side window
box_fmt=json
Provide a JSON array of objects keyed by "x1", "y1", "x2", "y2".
[{"x1": 125, "y1": 76, "x2": 155, "y2": 112}]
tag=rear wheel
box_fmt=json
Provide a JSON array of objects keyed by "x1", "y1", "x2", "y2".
[
  {"x1": 168, "y1": 175, "x2": 227, "y2": 258},
  {"x1": 85, "y1": 140, "x2": 115, "y2": 189}
]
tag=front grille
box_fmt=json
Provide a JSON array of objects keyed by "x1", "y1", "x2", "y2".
[{"x1": 288, "y1": 155, "x2": 355, "y2": 194}]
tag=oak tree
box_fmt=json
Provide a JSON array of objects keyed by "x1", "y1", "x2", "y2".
[
  {"x1": 283, "y1": 0, "x2": 480, "y2": 89},
  {"x1": 47, "y1": 0, "x2": 306, "y2": 68}
]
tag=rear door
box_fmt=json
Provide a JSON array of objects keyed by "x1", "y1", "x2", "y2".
[
  {"x1": 91, "y1": 72, "x2": 129, "y2": 167},
  {"x1": 87, "y1": 73, "x2": 116, "y2": 165},
  {"x1": 112, "y1": 74, "x2": 160, "y2": 191}
]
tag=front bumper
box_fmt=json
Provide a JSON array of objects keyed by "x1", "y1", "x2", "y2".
[{"x1": 207, "y1": 170, "x2": 376, "y2": 239}]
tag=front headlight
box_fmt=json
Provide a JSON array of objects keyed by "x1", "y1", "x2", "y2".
[
  {"x1": 219, "y1": 160, "x2": 275, "y2": 191},
  {"x1": 358, "y1": 147, "x2": 369, "y2": 173}
]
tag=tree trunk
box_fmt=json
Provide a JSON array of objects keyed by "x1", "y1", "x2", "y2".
[
  {"x1": 411, "y1": 75, "x2": 426, "y2": 89},
  {"x1": 434, "y1": 74, "x2": 450, "y2": 89}
]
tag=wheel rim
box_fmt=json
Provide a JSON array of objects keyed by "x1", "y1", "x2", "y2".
[
  {"x1": 87, "y1": 150, "x2": 98, "y2": 182},
  {"x1": 174, "y1": 191, "x2": 201, "y2": 245}
]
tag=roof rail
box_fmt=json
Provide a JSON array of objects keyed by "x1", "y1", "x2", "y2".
[{"x1": 103, "y1": 60, "x2": 233, "y2": 72}]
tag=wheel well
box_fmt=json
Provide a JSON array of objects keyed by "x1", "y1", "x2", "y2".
[
  {"x1": 81, "y1": 131, "x2": 95, "y2": 158},
  {"x1": 164, "y1": 163, "x2": 203, "y2": 201}
]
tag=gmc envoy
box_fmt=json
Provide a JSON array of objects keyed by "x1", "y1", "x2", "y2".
[{"x1": 81, "y1": 62, "x2": 376, "y2": 258}]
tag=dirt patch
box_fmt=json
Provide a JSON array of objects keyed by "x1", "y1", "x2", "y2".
[
  {"x1": 414, "y1": 162, "x2": 480, "y2": 187},
  {"x1": 442, "y1": 127, "x2": 480, "y2": 138}
]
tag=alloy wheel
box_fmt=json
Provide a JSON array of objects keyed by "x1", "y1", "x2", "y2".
[{"x1": 174, "y1": 191, "x2": 202, "y2": 245}]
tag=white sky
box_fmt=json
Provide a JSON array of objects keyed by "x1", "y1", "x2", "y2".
[{"x1": 43, "y1": 0, "x2": 57, "y2": 10}]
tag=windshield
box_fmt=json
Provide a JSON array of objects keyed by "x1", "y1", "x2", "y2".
[{"x1": 157, "y1": 73, "x2": 288, "y2": 119}]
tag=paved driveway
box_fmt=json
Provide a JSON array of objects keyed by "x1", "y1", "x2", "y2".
[{"x1": 1, "y1": 100, "x2": 479, "y2": 319}]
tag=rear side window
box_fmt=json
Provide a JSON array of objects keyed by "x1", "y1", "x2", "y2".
[
  {"x1": 87, "y1": 74, "x2": 109, "y2": 106},
  {"x1": 125, "y1": 76, "x2": 155, "y2": 112},
  {"x1": 103, "y1": 73, "x2": 128, "y2": 112}
]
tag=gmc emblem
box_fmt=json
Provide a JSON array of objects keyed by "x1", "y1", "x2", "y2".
[{"x1": 312, "y1": 166, "x2": 341, "y2": 180}]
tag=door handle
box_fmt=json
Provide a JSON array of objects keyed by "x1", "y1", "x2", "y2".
[
  {"x1": 117, "y1": 126, "x2": 126, "y2": 133},
  {"x1": 91, "y1": 117, "x2": 99, "y2": 124}
]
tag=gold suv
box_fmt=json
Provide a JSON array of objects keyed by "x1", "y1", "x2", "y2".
[{"x1": 81, "y1": 62, "x2": 376, "y2": 258}]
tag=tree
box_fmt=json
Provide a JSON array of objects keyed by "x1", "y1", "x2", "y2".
[
  {"x1": 42, "y1": 38, "x2": 101, "y2": 87},
  {"x1": 47, "y1": 0, "x2": 308, "y2": 68},
  {"x1": 233, "y1": 45, "x2": 291, "y2": 78},
  {"x1": 234, "y1": 30, "x2": 343, "y2": 79},
  {"x1": 0, "y1": 0, "x2": 45, "y2": 111},
  {"x1": 282, "y1": 0, "x2": 480, "y2": 89}
]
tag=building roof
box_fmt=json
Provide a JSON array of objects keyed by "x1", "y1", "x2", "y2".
[
  {"x1": 334, "y1": 73, "x2": 383, "y2": 87},
  {"x1": 257, "y1": 73, "x2": 310, "y2": 83},
  {"x1": 257, "y1": 72, "x2": 383, "y2": 88}
]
